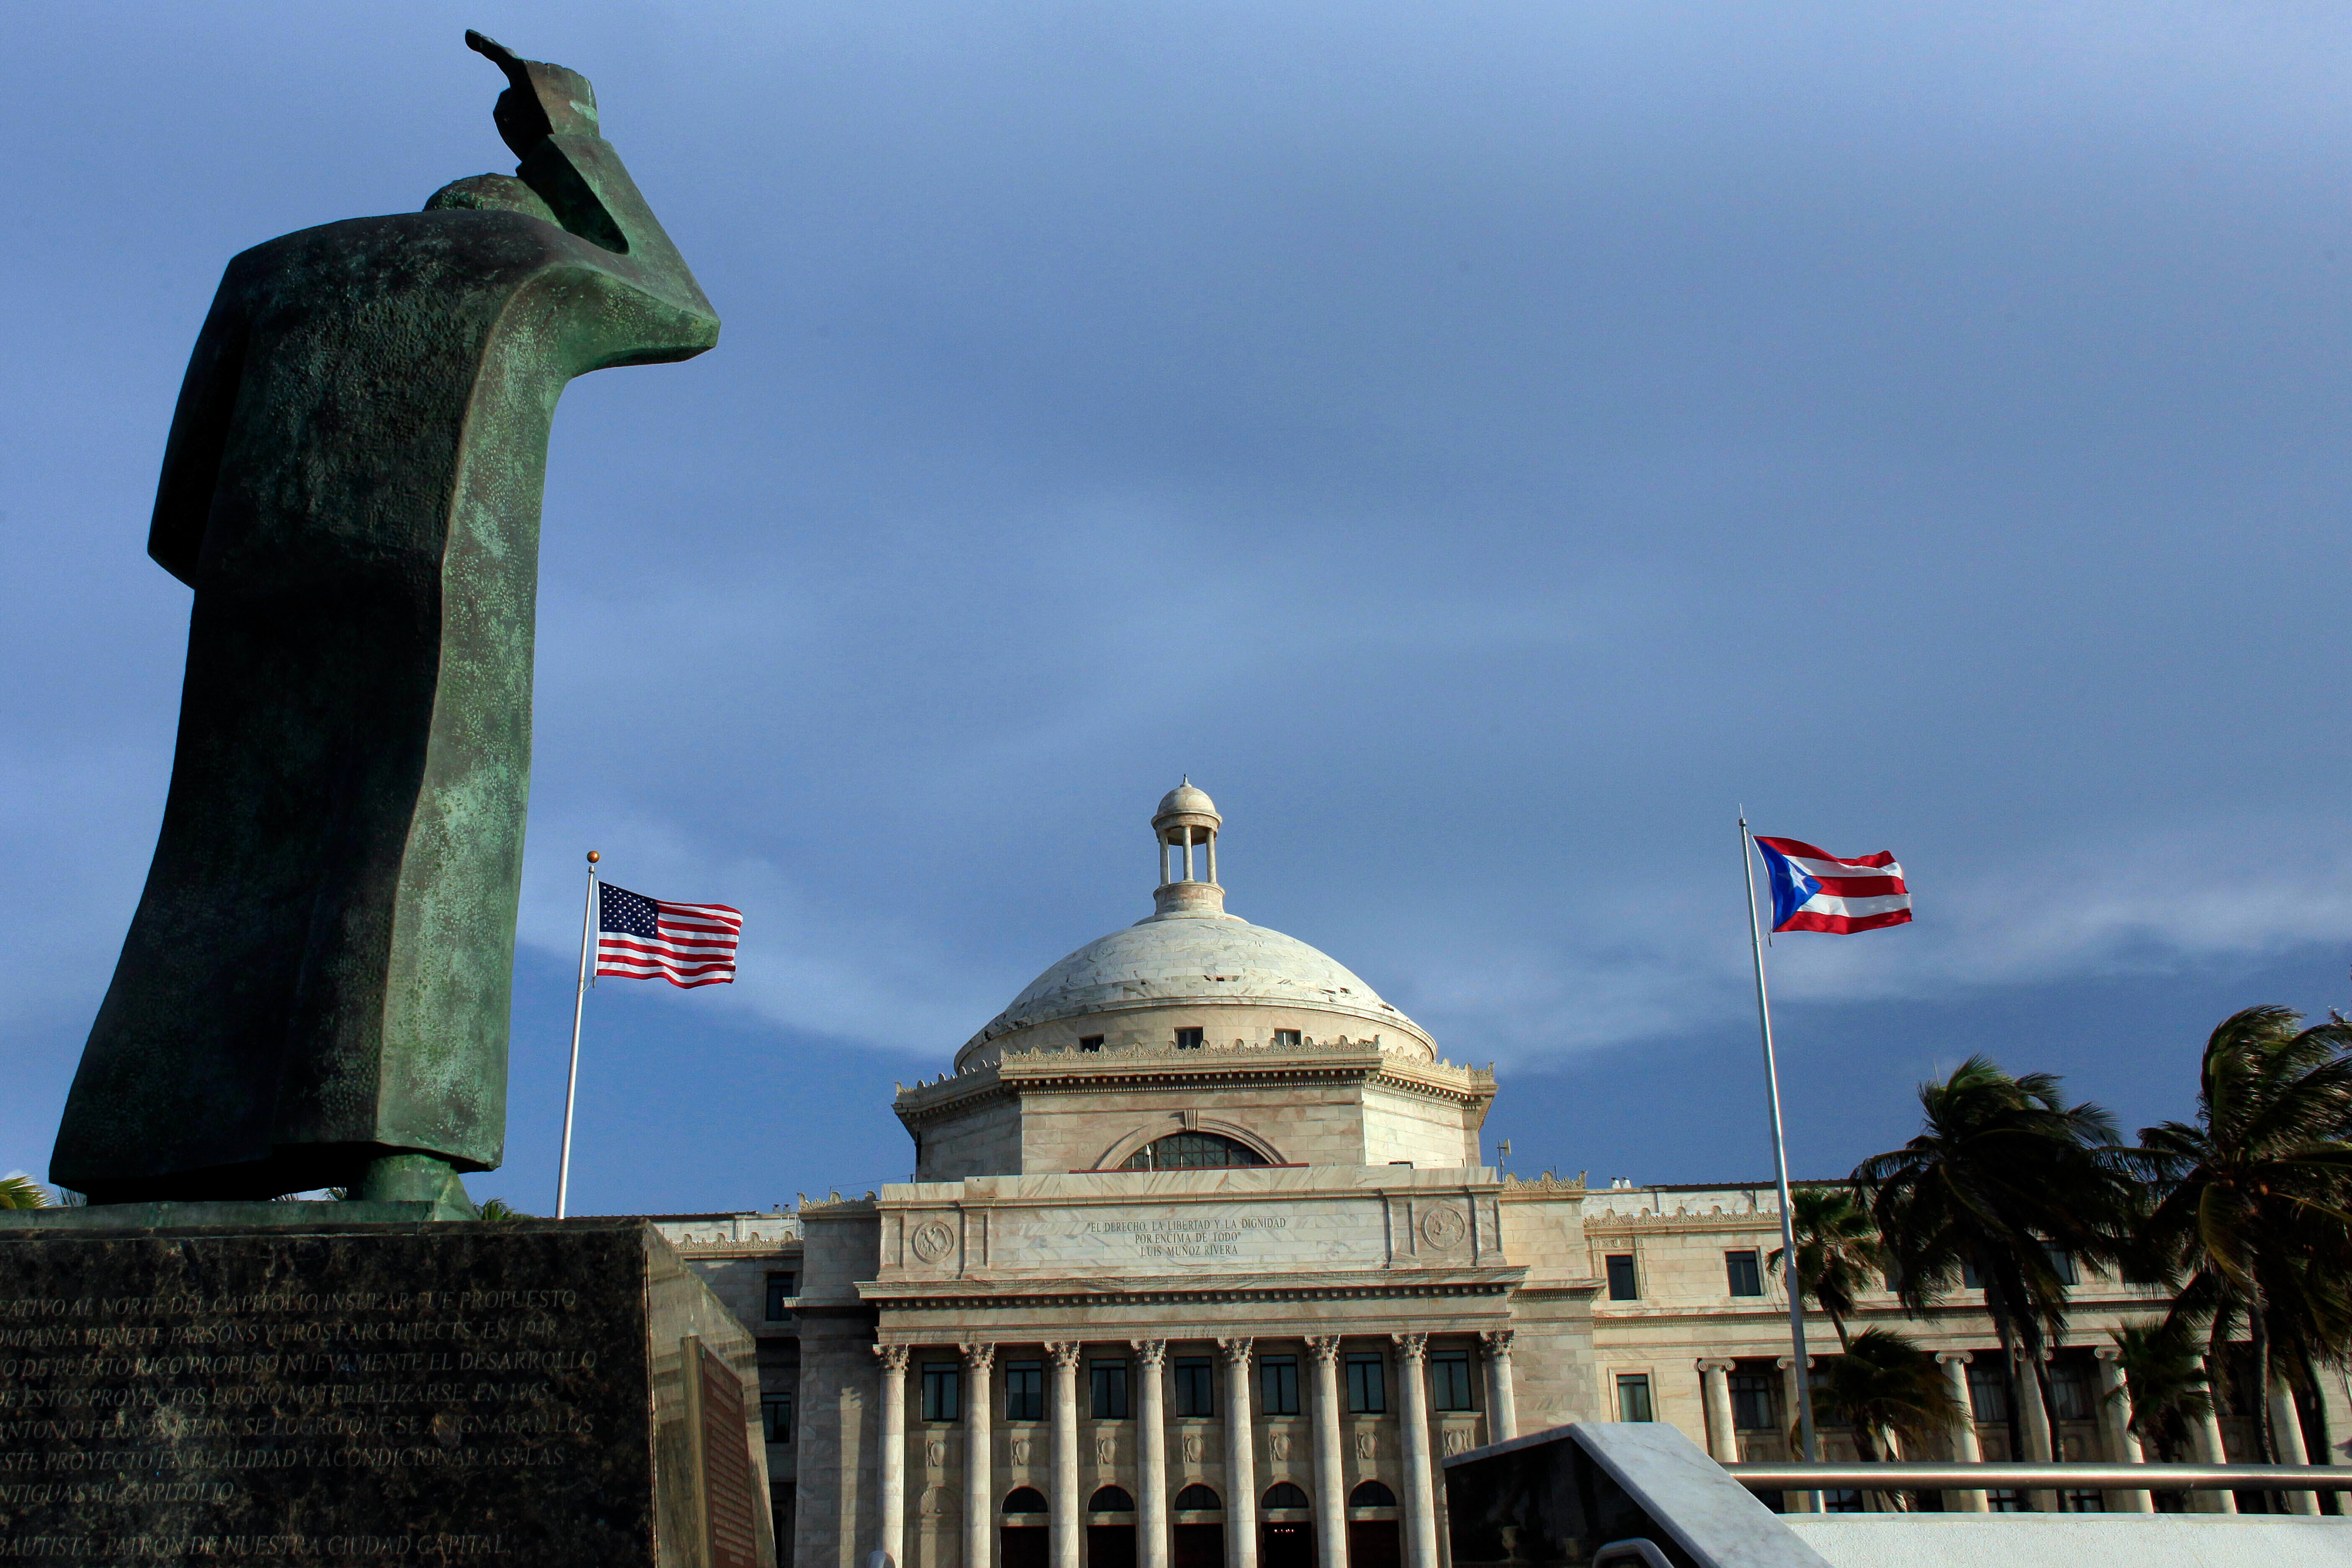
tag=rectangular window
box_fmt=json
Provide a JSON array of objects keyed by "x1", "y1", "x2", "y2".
[
  {"x1": 1728, "y1": 1372, "x2": 1776, "y2": 1431},
  {"x1": 1091, "y1": 1359, "x2": 1129, "y2": 1419},
  {"x1": 1273, "y1": 1029, "x2": 1301, "y2": 1047},
  {"x1": 1175, "y1": 1028, "x2": 1204, "y2": 1050},
  {"x1": 1173, "y1": 1357, "x2": 1216, "y2": 1416},
  {"x1": 1605, "y1": 1254, "x2": 1638, "y2": 1300},
  {"x1": 1960, "y1": 1259, "x2": 1983, "y2": 1289},
  {"x1": 2041, "y1": 1244, "x2": 2079, "y2": 1287},
  {"x1": 1079, "y1": 1036, "x2": 1104, "y2": 1052},
  {"x1": 765, "y1": 1272, "x2": 797, "y2": 1320},
  {"x1": 1260, "y1": 1356, "x2": 1300, "y2": 1416},
  {"x1": 1725, "y1": 1251, "x2": 1763, "y2": 1297},
  {"x1": 2048, "y1": 1359, "x2": 2094, "y2": 1423},
  {"x1": 1346, "y1": 1353, "x2": 1387, "y2": 1413},
  {"x1": 1615, "y1": 1374, "x2": 1653, "y2": 1423},
  {"x1": 1965, "y1": 1362, "x2": 2010, "y2": 1424},
  {"x1": 1430, "y1": 1350, "x2": 1473, "y2": 1411},
  {"x1": 1003, "y1": 1360, "x2": 1044, "y2": 1422},
  {"x1": 762, "y1": 1391, "x2": 794, "y2": 1443},
  {"x1": 921, "y1": 1364, "x2": 961, "y2": 1423}
]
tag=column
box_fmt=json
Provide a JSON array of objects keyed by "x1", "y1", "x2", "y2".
[
  {"x1": 1935, "y1": 1354, "x2": 1987, "y2": 1513},
  {"x1": 875, "y1": 1346, "x2": 912, "y2": 1568},
  {"x1": 1307, "y1": 1338, "x2": 1346, "y2": 1568},
  {"x1": 1696, "y1": 1360, "x2": 1738, "y2": 1463},
  {"x1": 2092, "y1": 1348, "x2": 2151, "y2": 1513},
  {"x1": 1049, "y1": 1344, "x2": 1083, "y2": 1568},
  {"x1": 2270, "y1": 1377, "x2": 2320, "y2": 1515},
  {"x1": 2015, "y1": 1348, "x2": 2057, "y2": 1513},
  {"x1": 1479, "y1": 1331, "x2": 1518, "y2": 1444},
  {"x1": 963, "y1": 1344, "x2": 997, "y2": 1568},
  {"x1": 1393, "y1": 1335, "x2": 1439, "y2": 1568},
  {"x1": 1133, "y1": 1341, "x2": 1171, "y2": 1568},
  {"x1": 1775, "y1": 1356, "x2": 1813, "y2": 1513},
  {"x1": 1220, "y1": 1339, "x2": 1260, "y2": 1568},
  {"x1": 2191, "y1": 1357, "x2": 2237, "y2": 1515}
]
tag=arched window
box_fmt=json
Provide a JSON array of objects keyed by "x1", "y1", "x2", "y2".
[
  {"x1": 1003, "y1": 1488, "x2": 1048, "y2": 1514},
  {"x1": 1088, "y1": 1487, "x2": 1135, "y2": 1513},
  {"x1": 1262, "y1": 1483, "x2": 1309, "y2": 1510},
  {"x1": 1121, "y1": 1132, "x2": 1269, "y2": 1171},
  {"x1": 1348, "y1": 1481, "x2": 1396, "y2": 1509},
  {"x1": 1174, "y1": 1485, "x2": 1222, "y2": 1511}
]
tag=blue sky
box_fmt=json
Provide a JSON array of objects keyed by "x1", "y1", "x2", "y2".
[{"x1": 4, "y1": 3, "x2": 2348, "y2": 1214}]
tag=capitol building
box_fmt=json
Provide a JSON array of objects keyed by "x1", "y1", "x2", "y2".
[{"x1": 651, "y1": 785, "x2": 2293, "y2": 1568}]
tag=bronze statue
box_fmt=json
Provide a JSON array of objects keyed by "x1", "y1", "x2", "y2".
[{"x1": 53, "y1": 34, "x2": 720, "y2": 1209}]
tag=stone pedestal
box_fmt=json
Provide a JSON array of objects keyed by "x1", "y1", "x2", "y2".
[{"x1": 0, "y1": 1214, "x2": 773, "y2": 1567}]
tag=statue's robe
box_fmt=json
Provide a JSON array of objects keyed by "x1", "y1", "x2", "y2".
[{"x1": 54, "y1": 132, "x2": 718, "y2": 1200}]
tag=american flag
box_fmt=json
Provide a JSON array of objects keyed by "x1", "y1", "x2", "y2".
[{"x1": 596, "y1": 882, "x2": 743, "y2": 988}]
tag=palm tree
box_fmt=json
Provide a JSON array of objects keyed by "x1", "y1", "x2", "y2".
[
  {"x1": 475, "y1": 1197, "x2": 533, "y2": 1220},
  {"x1": 1769, "y1": 1186, "x2": 1887, "y2": 1351},
  {"x1": 1808, "y1": 1328, "x2": 1967, "y2": 1509},
  {"x1": 1854, "y1": 1055, "x2": 2143, "y2": 1467},
  {"x1": 2138, "y1": 1006, "x2": 2352, "y2": 1465},
  {"x1": 2105, "y1": 1320, "x2": 2212, "y2": 1463},
  {"x1": 0, "y1": 1173, "x2": 49, "y2": 1209}
]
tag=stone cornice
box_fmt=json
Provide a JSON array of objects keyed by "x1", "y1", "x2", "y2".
[
  {"x1": 858, "y1": 1264, "x2": 1527, "y2": 1311},
  {"x1": 895, "y1": 1041, "x2": 1496, "y2": 1126}
]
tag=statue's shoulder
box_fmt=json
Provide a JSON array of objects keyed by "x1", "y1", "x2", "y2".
[{"x1": 218, "y1": 210, "x2": 575, "y2": 299}]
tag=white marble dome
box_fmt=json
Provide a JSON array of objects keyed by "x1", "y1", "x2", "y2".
[{"x1": 955, "y1": 786, "x2": 1435, "y2": 1067}]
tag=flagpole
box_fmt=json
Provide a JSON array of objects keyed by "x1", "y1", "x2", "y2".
[
  {"x1": 556, "y1": 849, "x2": 599, "y2": 1220},
  {"x1": 1741, "y1": 812, "x2": 1819, "y2": 1494}
]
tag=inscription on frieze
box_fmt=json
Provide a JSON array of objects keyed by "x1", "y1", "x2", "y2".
[
  {"x1": 0, "y1": 1223, "x2": 668, "y2": 1564},
  {"x1": 989, "y1": 1203, "x2": 1391, "y2": 1270}
]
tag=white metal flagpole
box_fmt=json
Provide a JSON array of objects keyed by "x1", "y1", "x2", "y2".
[
  {"x1": 1741, "y1": 811, "x2": 1820, "y2": 1489},
  {"x1": 556, "y1": 849, "x2": 599, "y2": 1220}
]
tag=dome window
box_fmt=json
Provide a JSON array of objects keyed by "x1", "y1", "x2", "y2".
[
  {"x1": 1120, "y1": 1132, "x2": 1269, "y2": 1171},
  {"x1": 1272, "y1": 1029, "x2": 1301, "y2": 1048},
  {"x1": 1174, "y1": 1028, "x2": 1204, "y2": 1050}
]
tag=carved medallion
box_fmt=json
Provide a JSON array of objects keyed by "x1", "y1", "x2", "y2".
[
  {"x1": 1442, "y1": 1429, "x2": 1470, "y2": 1456},
  {"x1": 1355, "y1": 1432, "x2": 1377, "y2": 1459},
  {"x1": 1421, "y1": 1206, "x2": 1467, "y2": 1250},
  {"x1": 1096, "y1": 1436, "x2": 1118, "y2": 1465},
  {"x1": 1270, "y1": 1433, "x2": 1292, "y2": 1462},
  {"x1": 911, "y1": 1220, "x2": 957, "y2": 1263},
  {"x1": 926, "y1": 1439, "x2": 948, "y2": 1468},
  {"x1": 1184, "y1": 1434, "x2": 1205, "y2": 1463},
  {"x1": 1011, "y1": 1437, "x2": 1032, "y2": 1465}
]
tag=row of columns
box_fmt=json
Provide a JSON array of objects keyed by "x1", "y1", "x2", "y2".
[
  {"x1": 871, "y1": 1331, "x2": 1520, "y2": 1568},
  {"x1": 1695, "y1": 1345, "x2": 2324, "y2": 1515}
]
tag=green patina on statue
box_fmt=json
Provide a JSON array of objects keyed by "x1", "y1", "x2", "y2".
[{"x1": 51, "y1": 34, "x2": 719, "y2": 1210}]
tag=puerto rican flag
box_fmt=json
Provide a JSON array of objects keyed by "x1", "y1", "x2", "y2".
[{"x1": 1753, "y1": 837, "x2": 1912, "y2": 934}]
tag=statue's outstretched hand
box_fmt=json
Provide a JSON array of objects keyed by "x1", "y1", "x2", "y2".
[{"x1": 467, "y1": 30, "x2": 601, "y2": 155}]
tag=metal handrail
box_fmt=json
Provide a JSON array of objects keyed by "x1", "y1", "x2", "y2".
[{"x1": 1725, "y1": 1460, "x2": 2352, "y2": 1492}]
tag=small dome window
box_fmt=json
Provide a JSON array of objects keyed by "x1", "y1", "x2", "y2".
[
  {"x1": 1349, "y1": 1481, "x2": 1397, "y2": 1509},
  {"x1": 1175, "y1": 1485, "x2": 1222, "y2": 1511},
  {"x1": 1003, "y1": 1488, "x2": 1047, "y2": 1514},
  {"x1": 1263, "y1": 1483, "x2": 1309, "y2": 1510},
  {"x1": 1121, "y1": 1132, "x2": 1269, "y2": 1171},
  {"x1": 1089, "y1": 1487, "x2": 1135, "y2": 1513}
]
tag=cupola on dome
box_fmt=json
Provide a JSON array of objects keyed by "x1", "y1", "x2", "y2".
[{"x1": 954, "y1": 785, "x2": 1434, "y2": 1068}]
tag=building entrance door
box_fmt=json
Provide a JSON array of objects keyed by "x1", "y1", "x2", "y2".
[
  {"x1": 1003, "y1": 1527, "x2": 1049, "y2": 1568},
  {"x1": 1173, "y1": 1523, "x2": 1225, "y2": 1568},
  {"x1": 1260, "y1": 1522, "x2": 1313, "y2": 1568},
  {"x1": 1346, "y1": 1521, "x2": 1400, "y2": 1568},
  {"x1": 1088, "y1": 1525, "x2": 1137, "y2": 1568}
]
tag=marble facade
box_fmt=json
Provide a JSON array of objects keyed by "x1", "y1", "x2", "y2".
[{"x1": 647, "y1": 787, "x2": 2352, "y2": 1568}]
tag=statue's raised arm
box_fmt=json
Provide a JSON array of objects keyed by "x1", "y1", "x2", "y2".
[{"x1": 55, "y1": 36, "x2": 721, "y2": 1214}]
